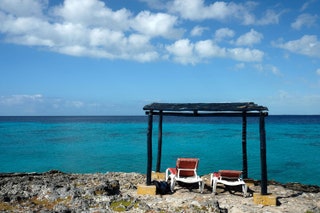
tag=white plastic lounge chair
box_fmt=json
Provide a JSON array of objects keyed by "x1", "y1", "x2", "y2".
[
  {"x1": 165, "y1": 158, "x2": 203, "y2": 193},
  {"x1": 211, "y1": 170, "x2": 247, "y2": 197}
]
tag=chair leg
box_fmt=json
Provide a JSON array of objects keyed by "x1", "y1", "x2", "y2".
[
  {"x1": 199, "y1": 181, "x2": 204, "y2": 193},
  {"x1": 212, "y1": 178, "x2": 217, "y2": 194},
  {"x1": 170, "y1": 178, "x2": 176, "y2": 192},
  {"x1": 242, "y1": 184, "x2": 248, "y2": 197},
  {"x1": 165, "y1": 169, "x2": 169, "y2": 181}
]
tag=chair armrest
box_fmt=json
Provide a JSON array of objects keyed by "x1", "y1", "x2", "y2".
[{"x1": 166, "y1": 168, "x2": 177, "y2": 181}]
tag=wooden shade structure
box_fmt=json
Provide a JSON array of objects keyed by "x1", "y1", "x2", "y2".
[{"x1": 143, "y1": 102, "x2": 269, "y2": 195}]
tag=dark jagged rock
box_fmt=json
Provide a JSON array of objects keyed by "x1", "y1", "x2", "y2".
[
  {"x1": 283, "y1": 182, "x2": 320, "y2": 193},
  {"x1": 93, "y1": 180, "x2": 120, "y2": 196}
]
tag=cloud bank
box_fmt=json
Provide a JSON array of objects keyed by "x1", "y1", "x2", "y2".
[
  {"x1": 0, "y1": 0, "x2": 284, "y2": 64},
  {"x1": 0, "y1": 0, "x2": 318, "y2": 64}
]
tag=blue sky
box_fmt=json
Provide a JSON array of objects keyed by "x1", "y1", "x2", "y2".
[{"x1": 0, "y1": 0, "x2": 320, "y2": 115}]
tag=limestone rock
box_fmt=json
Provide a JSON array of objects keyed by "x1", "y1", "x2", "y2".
[{"x1": 0, "y1": 171, "x2": 319, "y2": 212}]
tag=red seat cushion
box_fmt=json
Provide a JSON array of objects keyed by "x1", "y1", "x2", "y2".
[
  {"x1": 218, "y1": 170, "x2": 242, "y2": 179},
  {"x1": 177, "y1": 158, "x2": 199, "y2": 177}
]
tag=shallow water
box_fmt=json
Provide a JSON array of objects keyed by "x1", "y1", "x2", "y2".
[{"x1": 0, "y1": 115, "x2": 319, "y2": 185}]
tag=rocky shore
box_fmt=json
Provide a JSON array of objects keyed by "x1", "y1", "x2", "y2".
[{"x1": 0, "y1": 170, "x2": 319, "y2": 212}]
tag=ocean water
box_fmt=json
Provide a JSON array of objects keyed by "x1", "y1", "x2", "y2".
[{"x1": 0, "y1": 115, "x2": 319, "y2": 186}]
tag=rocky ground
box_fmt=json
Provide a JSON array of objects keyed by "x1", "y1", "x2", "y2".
[{"x1": 0, "y1": 170, "x2": 319, "y2": 212}]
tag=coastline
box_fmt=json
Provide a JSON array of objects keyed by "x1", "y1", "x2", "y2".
[{"x1": 0, "y1": 171, "x2": 319, "y2": 212}]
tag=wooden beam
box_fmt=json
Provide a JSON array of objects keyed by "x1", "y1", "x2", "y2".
[
  {"x1": 242, "y1": 111, "x2": 248, "y2": 179},
  {"x1": 156, "y1": 112, "x2": 163, "y2": 172},
  {"x1": 260, "y1": 113, "x2": 268, "y2": 195},
  {"x1": 143, "y1": 102, "x2": 268, "y2": 112},
  {"x1": 146, "y1": 111, "x2": 267, "y2": 117},
  {"x1": 146, "y1": 112, "x2": 153, "y2": 185}
]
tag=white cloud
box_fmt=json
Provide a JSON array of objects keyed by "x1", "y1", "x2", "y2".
[
  {"x1": 316, "y1": 68, "x2": 320, "y2": 75},
  {"x1": 0, "y1": 0, "x2": 267, "y2": 64},
  {"x1": 166, "y1": 39, "x2": 264, "y2": 64},
  {"x1": 227, "y1": 48, "x2": 264, "y2": 62},
  {"x1": 0, "y1": 0, "x2": 168, "y2": 62},
  {"x1": 53, "y1": 0, "x2": 131, "y2": 30},
  {"x1": 274, "y1": 35, "x2": 320, "y2": 58},
  {"x1": 214, "y1": 28, "x2": 235, "y2": 41},
  {"x1": 0, "y1": 94, "x2": 43, "y2": 106},
  {"x1": 255, "y1": 9, "x2": 280, "y2": 25},
  {"x1": 190, "y1": 25, "x2": 208, "y2": 37},
  {"x1": 270, "y1": 65, "x2": 281, "y2": 76},
  {"x1": 301, "y1": 0, "x2": 317, "y2": 11},
  {"x1": 195, "y1": 40, "x2": 226, "y2": 58},
  {"x1": 168, "y1": 0, "x2": 255, "y2": 24},
  {"x1": 53, "y1": 0, "x2": 183, "y2": 38},
  {"x1": 67, "y1": 101, "x2": 84, "y2": 108},
  {"x1": 291, "y1": 14, "x2": 318, "y2": 30},
  {"x1": 235, "y1": 63, "x2": 245, "y2": 70},
  {"x1": 0, "y1": 94, "x2": 44, "y2": 115},
  {"x1": 235, "y1": 29, "x2": 263, "y2": 46},
  {"x1": 166, "y1": 39, "x2": 197, "y2": 64},
  {"x1": 1, "y1": 16, "x2": 51, "y2": 38},
  {"x1": 0, "y1": 94, "x2": 110, "y2": 115},
  {"x1": 0, "y1": 0, "x2": 47, "y2": 17},
  {"x1": 168, "y1": 0, "x2": 280, "y2": 26},
  {"x1": 254, "y1": 64, "x2": 282, "y2": 76},
  {"x1": 0, "y1": 94, "x2": 148, "y2": 115},
  {"x1": 131, "y1": 11, "x2": 183, "y2": 39},
  {"x1": 89, "y1": 28, "x2": 122, "y2": 47}
]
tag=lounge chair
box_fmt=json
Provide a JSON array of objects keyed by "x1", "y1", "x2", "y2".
[
  {"x1": 211, "y1": 170, "x2": 247, "y2": 197},
  {"x1": 165, "y1": 158, "x2": 203, "y2": 193}
]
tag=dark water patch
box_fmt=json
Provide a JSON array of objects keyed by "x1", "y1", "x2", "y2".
[
  {"x1": 106, "y1": 132, "x2": 126, "y2": 138},
  {"x1": 269, "y1": 168, "x2": 284, "y2": 175},
  {"x1": 163, "y1": 131, "x2": 197, "y2": 137},
  {"x1": 281, "y1": 133, "x2": 311, "y2": 139},
  {"x1": 47, "y1": 136, "x2": 83, "y2": 143},
  {"x1": 309, "y1": 142, "x2": 320, "y2": 147},
  {"x1": 267, "y1": 115, "x2": 320, "y2": 124},
  {"x1": 285, "y1": 161, "x2": 303, "y2": 168}
]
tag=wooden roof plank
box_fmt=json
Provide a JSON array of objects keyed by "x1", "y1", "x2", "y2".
[{"x1": 143, "y1": 102, "x2": 268, "y2": 112}]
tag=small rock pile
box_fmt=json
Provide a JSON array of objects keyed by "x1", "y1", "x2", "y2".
[{"x1": 0, "y1": 170, "x2": 319, "y2": 212}]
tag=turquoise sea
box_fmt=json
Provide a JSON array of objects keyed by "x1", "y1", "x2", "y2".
[{"x1": 0, "y1": 115, "x2": 319, "y2": 186}]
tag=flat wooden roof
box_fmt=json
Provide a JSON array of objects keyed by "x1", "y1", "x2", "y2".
[{"x1": 143, "y1": 102, "x2": 268, "y2": 114}]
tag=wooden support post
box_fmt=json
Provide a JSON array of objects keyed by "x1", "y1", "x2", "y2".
[
  {"x1": 242, "y1": 111, "x2": 248, "y2": 179},
  {"x1": 146, "y1": 111, "x2": 153, "y2": 185},
  {"x1": 156, "y1": 112, "x2": 163, "y2": 172},
  {"x1": 259, "y1": 113, "x2": 268, "y2": 195}
]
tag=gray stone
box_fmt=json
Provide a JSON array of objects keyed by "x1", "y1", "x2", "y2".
[{"x1": 0, "y1": 171, "x2": 319, "y2": 212}]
